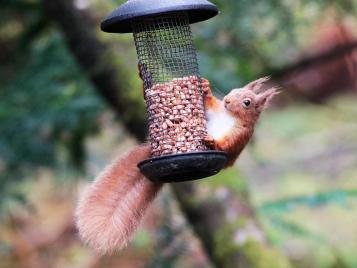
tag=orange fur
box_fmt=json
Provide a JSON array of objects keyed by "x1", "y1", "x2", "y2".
[
  {"x1": 75, "y1": 76, "x2": 278, "y2": 254},
  {"x1": 216, "y1": 125, "x2": 253, "y2": 167},
  {"x1": 75, "y1": 144, "x2": 162, "y2": 254},
  {"x1": 204, "y1": 76, "x2": 279, "y2": 167}
]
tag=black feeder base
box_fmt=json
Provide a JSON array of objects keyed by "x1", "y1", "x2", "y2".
[{"x1": 138, "y1": 151, "x2": 228, "y2": 183}]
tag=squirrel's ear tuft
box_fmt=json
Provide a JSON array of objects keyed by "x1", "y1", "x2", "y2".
[
  {"x1": 245, "y1": 76, "x2": 271, "y2": 93},
  {"x1": 258, "y1": 87, "x2": 280, "y2": 109}
]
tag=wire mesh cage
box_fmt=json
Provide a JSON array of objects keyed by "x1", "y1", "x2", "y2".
[
  {"x1": 101, "y1": 0, "x2": 227, "y2": 182},
  {"x1": 133, "y1": 13, "x2": 199, "y2": 87},
  {"x1": 133, "y1": 13, "x2": 209, "y2": 157}
]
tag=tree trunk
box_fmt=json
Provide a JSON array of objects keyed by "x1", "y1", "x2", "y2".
[
  {"x1": 42, "y1": 0, "x2": 147, "y2": 141},
  {"x1": 172, "y1": 170, "x2": 291, "y2": 268},
  {"x1": 270, "y1": 41, "x2": 357, "y2": 79}
]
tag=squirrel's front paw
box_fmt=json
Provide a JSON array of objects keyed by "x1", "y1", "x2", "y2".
[
  {"x1": 201, "y1": 78, "x2": 210, "y2": 94},
  {"x1": 203, "y1": 135, "x2": 216, "y2": 149}
]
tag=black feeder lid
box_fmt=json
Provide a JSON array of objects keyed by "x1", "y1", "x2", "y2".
[
  {"x1": 101, "y1": 0, "x2": 219, "y2": 33},
  {"x1": 138, "y1": 151, "x2": 227, "y2": 183}
]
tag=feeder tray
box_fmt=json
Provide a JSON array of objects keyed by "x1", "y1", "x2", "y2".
[
  {"x1": 102, "y1": 0, "x2": 227, "y2": 183},
  {"x1": 139, "y1": 151, "x2": 227, "y2": 183}
]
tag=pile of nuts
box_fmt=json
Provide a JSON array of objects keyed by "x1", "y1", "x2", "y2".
[{"x1": 145, "y1": 76, "x2": 209, "y2": 157}]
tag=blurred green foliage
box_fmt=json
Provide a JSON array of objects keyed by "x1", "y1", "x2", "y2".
[
  {"x1": 195, "y1": 0, "x2": 357, "y2": 91},
  {"x1": 0, "y1": 0, "x2": 105, "y2": 207},
  {"x1": 1, "y1": 32, "x2": 103, "y2": 170},
  {"x1": 261, "y1": 189, "x2": 357, "y2": 213}
]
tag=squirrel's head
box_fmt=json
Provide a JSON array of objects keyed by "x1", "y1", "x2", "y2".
[{"x1": 223, "y1": 77, "x2": 279, "y2": 125}]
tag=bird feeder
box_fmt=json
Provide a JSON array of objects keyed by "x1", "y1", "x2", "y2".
[{"x1": 101, "y1": 0, "x2": 227, "y2": 183}]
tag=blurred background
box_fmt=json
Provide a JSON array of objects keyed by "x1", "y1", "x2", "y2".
[{"x1": 1, "y1": 0, "x2": 357, "y2": 267}]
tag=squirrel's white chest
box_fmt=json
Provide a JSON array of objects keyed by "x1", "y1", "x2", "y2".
[{"x1": 206, "y1": 106, "x2": 236, "y2": 140}]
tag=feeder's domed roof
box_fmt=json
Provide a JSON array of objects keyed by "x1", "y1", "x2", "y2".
[{"x1": 101, "y1": 0, "x2": 219, "y2": 33}]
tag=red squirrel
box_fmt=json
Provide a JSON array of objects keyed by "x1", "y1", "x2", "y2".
[{"x1": 75, "y1": 77, "x2": 278, "y2": 254}]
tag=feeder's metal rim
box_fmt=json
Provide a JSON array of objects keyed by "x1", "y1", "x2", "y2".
[{"x1": 101, "y1": 0, "x2": 219, "y2": 33}]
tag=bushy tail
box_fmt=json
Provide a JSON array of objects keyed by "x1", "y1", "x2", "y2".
[{"x1": 75, "y1": 144, "x2": 162, "y2": 254}]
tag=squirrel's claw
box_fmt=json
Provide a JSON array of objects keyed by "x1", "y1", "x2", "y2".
[
  {"x1": 203, "y1": 134, "x2": 216, "y2": 149},
  {"x1": 201, "y1": 78, "x2": 211, "y2": 94}
]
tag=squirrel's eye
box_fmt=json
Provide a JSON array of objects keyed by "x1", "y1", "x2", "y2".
[{"x1": 242, "y1": 98, "x2": 252, "y2": 108}]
